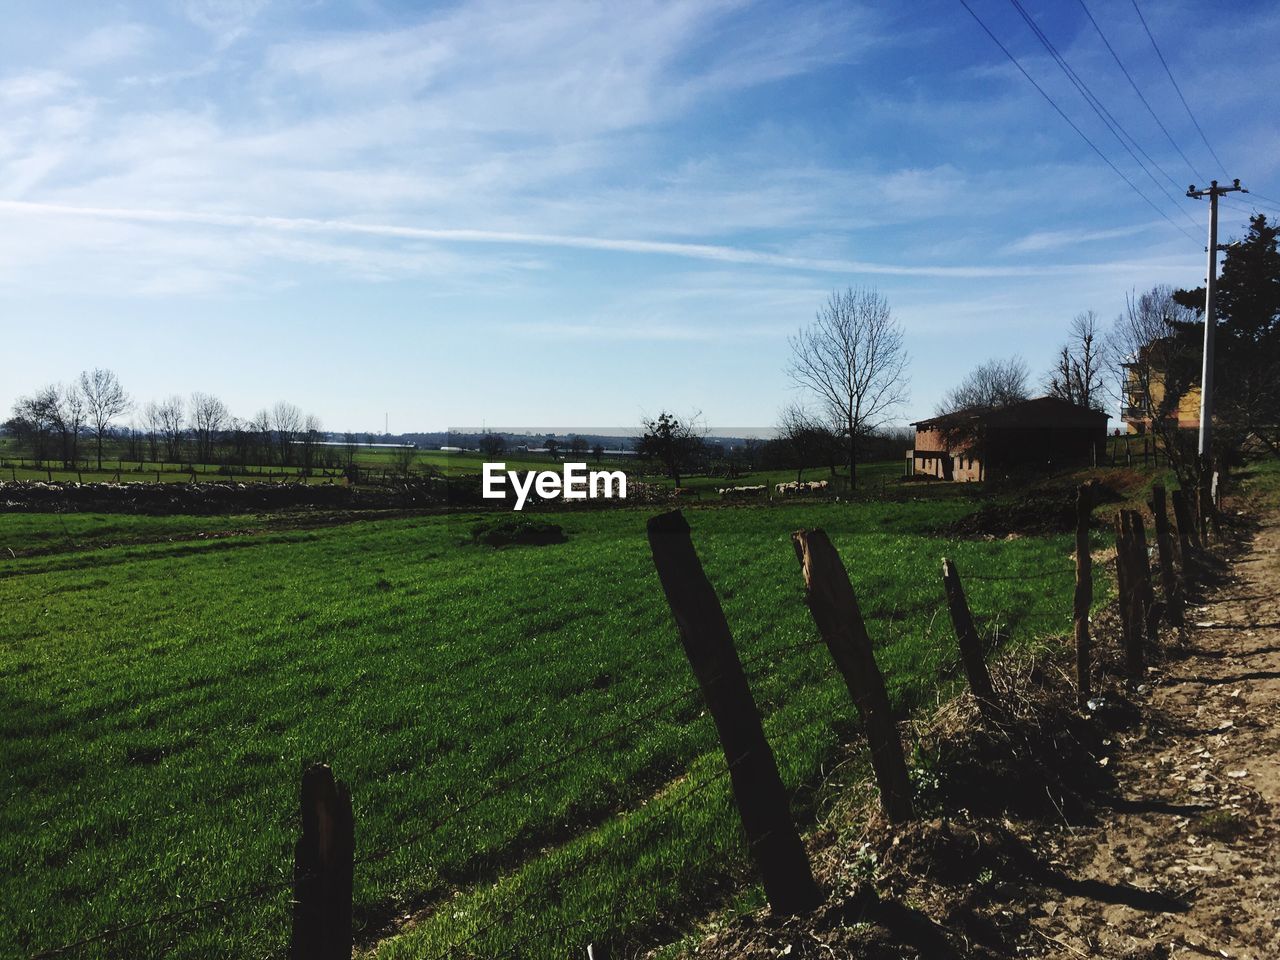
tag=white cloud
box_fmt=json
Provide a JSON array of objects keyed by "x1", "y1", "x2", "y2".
[
  {"x1": 0, "y1": 70, "x2": 75, "y2": 104},
  {"x1": 66, "y1": 23, "x2": 152, "y2": 67}
]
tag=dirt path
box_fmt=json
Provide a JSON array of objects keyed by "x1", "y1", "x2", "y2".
[{"x1": 1032, "y1": 509, "x2": 1280, "y2": 958}]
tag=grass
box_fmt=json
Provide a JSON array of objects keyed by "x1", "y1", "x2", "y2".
[
  {"x1": 0, "y1": 498, "x2": 1109, "y2": 959},
  {"x1": 1, "y1": 437, "x2": 911, "y2": 497}
]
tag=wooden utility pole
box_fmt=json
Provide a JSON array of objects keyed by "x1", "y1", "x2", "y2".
[
  {"x1": 647, "y1": 511, "x2": 820, "y2": 915},
  {"x1": 1186, "y1": 178, "x2": 1245, "y2": 459}
]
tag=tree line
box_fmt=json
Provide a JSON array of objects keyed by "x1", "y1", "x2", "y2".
[{"x1": 4, "y1": 376, "x2": 342, "y2": 475}]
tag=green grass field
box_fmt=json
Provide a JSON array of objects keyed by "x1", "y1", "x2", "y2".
[{"x1": 1, "y1": 498, "x2": 1108, "y2": 959}]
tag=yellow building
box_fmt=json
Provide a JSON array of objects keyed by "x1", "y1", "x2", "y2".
[{"x1": 1121, "y1": 340, "x2": 1201, "y2": 434}]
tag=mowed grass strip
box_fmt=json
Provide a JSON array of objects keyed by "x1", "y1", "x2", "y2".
[{"x1": 0, "y1": 500, "x2": 1104, "y2": 958}]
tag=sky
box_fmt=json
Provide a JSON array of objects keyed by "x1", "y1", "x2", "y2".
[{"x1": 2, "y1": 0, "x2": 1278, "y2": 434}]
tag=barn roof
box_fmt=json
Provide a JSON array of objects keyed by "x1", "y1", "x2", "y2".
[{"x1": 912, "y1": 395, "x2": 1109, "y2": 430}]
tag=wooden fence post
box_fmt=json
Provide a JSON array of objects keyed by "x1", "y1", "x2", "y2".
[
  {"x1": 1074, "y1": 483, "x2": 1093, "y2": 708},
  {"x1": 291, "y1": 764, "x2": 354, "y2": 960},
  {"x1": 1150, "y1": 485, "x2": 1183, "y2": 628},
  {"x1": 1114, "y1": 511, "x2": 1146, "y2": 680},
  {"x1": 1128, "y1": 511, "x2": 1161, "y2": 645},
  {"x1": 940, "y1": 558, "x2": 1004, "y2": 723},
  {"x1": 791, "y1": 528, "x2": 913, "y2": 823},
  {"x1": 1170, "y1": 488, "x2": 1198, "y2": 583},
  {"x1": 646, "y1": 511, "x2": 821, "y2": 914}
]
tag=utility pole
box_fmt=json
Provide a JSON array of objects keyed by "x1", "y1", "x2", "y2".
[{"x1": 1186, "y1": 178, "x2": 1245, "y2": 459}]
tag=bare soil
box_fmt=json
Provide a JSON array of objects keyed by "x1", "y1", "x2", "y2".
[{"x1": 672, "y1": 493, "x2": 1280, "y2": 960}]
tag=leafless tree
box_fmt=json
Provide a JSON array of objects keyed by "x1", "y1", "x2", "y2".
[
  {"x1": 156, "y1": 396, "x2": 186, "y2": 463},
  {"x1": 788, "y1": 287, "x2": 909, "y2": 489},
  {"x1": 228, "y1": 417, "x2": 253, "y2": 468},
  {"x1": 271, "y1": 401, "x2": 303, "y2": 466},
  {"x1": 1106, "y1": 285, "x2": 1201, "y2": 482},
  {"x1": 141, "y1": 401, "x2": 162, "y2": 461},
  {"x1": 777, "y1": 404, "x2": 836, "y2": 482},
  {"x1": 252, "y1": 409, "x2": 273, "y2": 466},
  {"x1": 78, "y1": 368, "x2": 130, "y2": 469},
  {"x1": 342, "y1": 432, "x2": 359, "y2": 467},
  {"x1": 391, "y1": 445, "x2": 418, "y2": 478},
  {"x1": 7, "y1": 386, "x2": 65, "y2": 466},
  {"x1": 1045, "y1": 311, "x2": 1104, "y2": 411},
  {"x1": 300, "y1": 414, "x2": 323, "y2": 475},
  {"x1": 937, "y1": 356, "x2": 1029, "y2": 416},
  {"x1": 189, "y1": 392, "x2": 229, "y2": 464}
]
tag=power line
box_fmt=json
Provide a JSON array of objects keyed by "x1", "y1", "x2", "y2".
[
  {"x1": 1129, "y1": 0, "x2": 1228, "y2": 175},
  {"x1": 1005, "y1": 0, "x2": 1200, "y2": 237},
  {"x1": 1221, "y1": 196, "x2": 1280, "y2": 221},
  {"x1": 956, "y1": 0, "x2": 1198, "y2": 245},
  {"x1": 1236, "y1": 191, "x2": 1280, "y2": 218},
  {"x1": 1075, "y1": 0, "x2": 1205, "y2": 184}
]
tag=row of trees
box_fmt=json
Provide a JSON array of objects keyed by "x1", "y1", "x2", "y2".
[{"x1": 5, "y1": 375, "x2": 333, "y2": 474}]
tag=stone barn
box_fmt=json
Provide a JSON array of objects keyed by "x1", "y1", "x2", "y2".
[{"x1": 909, "y1": 396, "x2": 1109, "y2": 482}]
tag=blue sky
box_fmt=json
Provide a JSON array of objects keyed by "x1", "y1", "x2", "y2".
[{"x1": 2, "y1": 0, "x2": 1278, "y2": 434}]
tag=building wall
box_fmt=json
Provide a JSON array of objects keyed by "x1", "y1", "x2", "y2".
[
  {"x1": 914, "y1": 419, "x2": 1103, "y2": 482},
  {"x1": 1123, "y1": 367, "x2": 1201, "y2": 434},
  {"x1": 911, "y1": 426, "x2": 983, "y2": 482}
]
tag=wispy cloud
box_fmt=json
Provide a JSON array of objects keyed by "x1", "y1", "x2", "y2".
[
  {"x1": 0, "y1": 198, "x2": 1196, "y2": 280},
  {"x1": 1002, "y1": 221, "x2": 1160, "y2": 254}
]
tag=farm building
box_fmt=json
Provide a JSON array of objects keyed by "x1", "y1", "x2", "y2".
[{"x1": 908, "y1": 396, "x2": 1108, "y2": 482}]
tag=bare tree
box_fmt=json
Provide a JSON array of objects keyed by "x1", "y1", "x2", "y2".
[
  {"x1": 788, "y1": 287, "x2": 909, "y2": 489},
  {"x1": 141, "y1": 401, "x2": 162, "y2": 462},
  {"x1": 300, "y1": 414, "x2": 323, "y2": 475},
  {"x1": 8, "y1": 386, "x2": 62, "y2": 466},
  {"x1": 271, "y1": 401, "x2": 303, "y2": 466},
  {"x1": 777, "y1": 404, "x2": 836, "y2": 482},
  {"x1": 189, "y1": 392, "x2": 229, "y2": 464},
  {"x1": 1045, "y1": 311, "x2": 1104, "y2": 410},
  {"x1": 342, "y1": 432, "x2": 359, "y2": 467},
  {"x1": 938, "y1": 356, "x2": 1029, "y2": 415},
  {"x1": 479, "y1": 431, "x2": 507, "y2": 457},
  {"x1": 1106, "y1": 285, "x2": 1201, "y2": 481},
  {"x1": 252, "y1": 409, "x2": 273, "y2": 466},
  {"x1": 78, "y1": 369, "x2": 130, "y2": 469},
  {"x1": 391, "y1": 445, "x2": 417, "y2": 478},
  {"x1": 155, "y1": 396, "x2": 186, "y2": 463}
]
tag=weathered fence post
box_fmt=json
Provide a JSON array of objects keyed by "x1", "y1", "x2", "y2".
[
  {"x1": 1149, "y1": 484, "x2": 1183, "y2": 628},
  {"x1": 940, "y1": 558, "x2": 1004, "y2": 723},
  {"x1": 1074, "y1": 483, "x2": 1093, "y2": 708},
  {"x1": 647, "y1": 511, "x2": 820, "y2": 914},
  {"x1": 791, "y1": 528, "x2": 913, "y2": 823},
  {"x1": 1114, "y1": 511, "x2": 1146, "y2": 680},
  {"x1": 291, "y1": 764, "x2": 354, "y2": 960},
  {"x1": 1129, "y1": 511, "x2": 1161, "y2": 645},
  {"x1": 1170, "y1": 487, "x2": 1198, "y2": 581}
]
